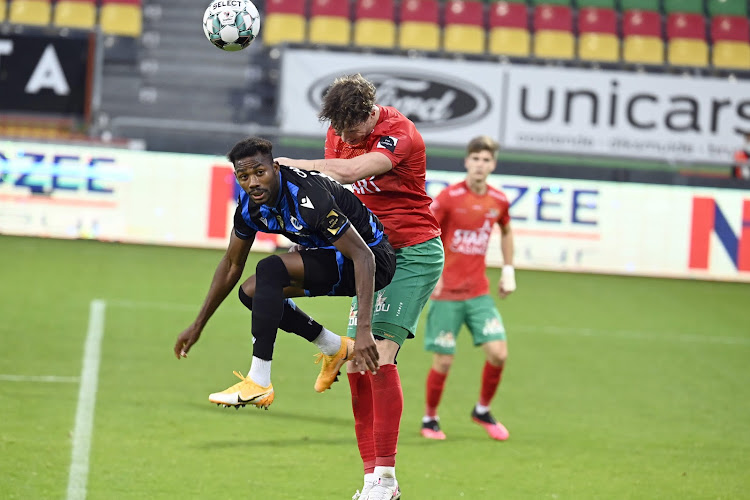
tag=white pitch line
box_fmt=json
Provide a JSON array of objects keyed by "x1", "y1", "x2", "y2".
[
  {"x1": 0, "y1": 375, "x2": 79, "y2": 383},
  {"x1": 66, "y1": 299, "x2": 106, "y2": 500}
]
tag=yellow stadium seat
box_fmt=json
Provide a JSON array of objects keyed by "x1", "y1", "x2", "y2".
[
  {"x1": 713, "y1": 40, "x2": 750, "y2": 69},
  {"x1": 623, "y1": 35, "x2": 664, "y2": 64},
  {"x1": 668, "y1": 38, "x2": 708, "y2": 67},
  {"x1": 444, "y1": 25, "x2": 485, "y2": 54},
  {"x1": 354, "y1": 19, "x2": 396, "y2": 49},
  {"x1": 0, "y1": 0, "x2": 6, "y2": 22},
  {"x1": 488, "y1": 27, "x2": 530, "y2": 57},
  {"x1": 398, "y1": 21, "x2": 440, "y2": 51},
  {"x1": 309, "y1": 16, "x2": 350, "y2": 46},
  {"x1": 534, "y1": 30, "x2": 575, "y2": 59},
  {"x1": 9, "y1": 0, "x2": 51, "y2": 26},
  {"x1": 263, "y1": 13, "x2": 306, "y2": 46},
  {"x1": 100, "y1": 3, "x2": 141, "y2": 37},
  {"x1": 54, "y1": 0, "x2": 96, "y2": 29},
  {"x1": 578, "y1": 32, "x2": 619, "y2": 62}
]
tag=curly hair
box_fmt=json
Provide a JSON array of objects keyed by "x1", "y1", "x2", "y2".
[
  {"x1": 318, "y1": 74, "x2": 377, "y2": 133},
  {"x1": 466, "y1": 135, "x2": 500, "y2": 157},
  {"x1": 227, "y1": 136, "x2": 274, "y2": 168}
]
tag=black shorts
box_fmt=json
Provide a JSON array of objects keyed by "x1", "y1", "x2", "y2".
[{"x1": 298, "y1": 239, "x2": 397, "y2": 297}]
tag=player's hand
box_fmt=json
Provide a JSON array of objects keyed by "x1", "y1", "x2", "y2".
[
  {"x1": 174, "y1": 324, "x2": 202, "y2": 359},
  {"x1": 352, "y1": 331, "x2": 380, "y2": 375},
  {"x1": 287, "y1": 244, "x2": 304, "y2": 253},
  {"x1": 499, "y1": 265, "x2": 516, "y2": 299}
]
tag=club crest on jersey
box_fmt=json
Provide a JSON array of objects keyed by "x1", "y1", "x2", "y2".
[
  {"x1": 290, "y1": 216, "x2": 303, "y2": 231},
  {"x1": 377, "y1": 136, "x2": 398, "y2": 153}
]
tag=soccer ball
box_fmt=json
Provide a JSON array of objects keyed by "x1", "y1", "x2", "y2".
[{"x1": 202, "y1": 0, "x2": 261, "y2": 52}]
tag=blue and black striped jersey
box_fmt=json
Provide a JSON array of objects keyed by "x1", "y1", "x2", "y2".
[{"x1": 233, "y1": 165, "x2": 386, "y2": 249}]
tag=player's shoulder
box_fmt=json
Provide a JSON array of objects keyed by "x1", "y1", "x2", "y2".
[
  {"x1": 487, "y1": 185, "x2": 508, "y2": 203},
  {"x1": 444, "y1": 181, "x2": 468, "y2": 198}
]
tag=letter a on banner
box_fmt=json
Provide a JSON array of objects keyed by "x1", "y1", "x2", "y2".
[
  {"x1": 689, "y1": 197, "x2": 750, "y2": 272},
  {"x1": 25, "y1": 45, "x2": 70, "y2": 96}
]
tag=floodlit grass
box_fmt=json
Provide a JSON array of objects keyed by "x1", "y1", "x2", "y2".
[{"x1": 1, "y1": 235, "x2": 749, "y2": 499}]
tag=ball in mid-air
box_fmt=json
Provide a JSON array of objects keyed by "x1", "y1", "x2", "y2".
[{"x1": 202, "y1": 0, "x2": 261, "y2": 52}]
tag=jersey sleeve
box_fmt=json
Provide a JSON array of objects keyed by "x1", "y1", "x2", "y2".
[
  {"x1": 324, "y1": 128, "x2": 337, "y2": 159},
  {"x1": 298, "y1": 187, "x2": 351, "y2": 243},
  {"x1": 369, "y1": 130, "x2": 413, "y2": 167},
  {"x1": 233, "y1": 204, "x2": 257, "y2": 240},
  {"x1": 430, "y1": 188, "x2": 450, "y2": 227}
]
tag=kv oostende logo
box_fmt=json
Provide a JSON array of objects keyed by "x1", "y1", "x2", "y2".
[{"x1": 308, "y1": 69, "x2": 491, "y2": 130}]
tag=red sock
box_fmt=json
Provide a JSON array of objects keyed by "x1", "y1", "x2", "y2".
[
  {"x1": 348, "y1": 371, "x2": 376, "y2": 474},
  {"x1": 479, "y1": 361, "x2": 504, "y2": 407},
  {"x1": 371, "y1": 364, "x2": 403, "y2": 468},
  {"x1": 425, "y1": 368, "x2": 448, "y2": 417}
]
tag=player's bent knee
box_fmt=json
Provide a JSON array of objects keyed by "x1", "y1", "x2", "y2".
[
  {"x1": 255, "y1": 255, "x2": 291, "y2": 289},
  {"x1": 238, "y1": 286, "x2": 253, "y2": 310}
]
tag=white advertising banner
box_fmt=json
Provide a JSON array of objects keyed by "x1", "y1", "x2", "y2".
[
  {"x1": 278, "y1": 49, "x2": 502, "y2": 146},
  {"x1": 1, "y1": 142, "x2": 747, "y2": 282},
  {"x1": 278, "y1": 48, "x2": 750, "y2": 164}
]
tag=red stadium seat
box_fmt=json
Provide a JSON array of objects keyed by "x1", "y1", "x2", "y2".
[
  {"x1": 622, "y1": 9, "x2": 664, "y2": 64},
  {"x1": 533, "y1": 4, "x2": 574, "y2": 59},
  {"x1": 9, "y1": 0, "x2": 51, "y2": 26},
  {"x1": 309, "y1": 0, "x2": 351, "y2": 46},
  {"x1": 577, "y1": 6, "x2": 619, "y2": 62},
  {"x1": 712, "y1": 15, "x2": 750, "y2": 68},
  {"x1": 398, "y1": 0, "x2": 441, "y2": 51},
  {"x1": 666, "y1": 12, "x2": 708, "y2": 67},
  {"x1": 263, "y1": 0, "x2": 306, "y2": 46},
  {"x1": 488, "y1": 1, "x2": 529, "y2": 56},
  {"x1": 444, "y1": 0, "x2": 486, "y2": 55},
  {"x1": 54, "y1": 0, "x2": 97, "y2": 29},
  {"x1": 354, "y1": 0, "x2": 396, "y2": 49}
]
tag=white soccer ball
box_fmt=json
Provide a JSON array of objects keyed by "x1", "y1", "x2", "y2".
[{"x1": 202, "y1": 0, "x2": 261, "y2": 52}]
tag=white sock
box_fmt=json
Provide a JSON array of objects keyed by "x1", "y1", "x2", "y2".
[
  {"x1": 312, "y1": 327, "x2": 342, "y2": 356},
  {"x1": 374, "y1": 466, "x2": 396, "y2": 480},
  {"x1": 475, "y1": 403, "x2": 490, "y2": 414},
  {"x1": 364, "y1": 472, "x2": 376, "y2": 485},
  {"x1": 422, "y1": 415, "x2": 439, "y2": 423},
  {"x1": 247, "y1": 356, "x2": 271, "y2": 387}
]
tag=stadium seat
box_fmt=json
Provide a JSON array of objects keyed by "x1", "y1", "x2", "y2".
[
  {"x1": 577, "y1": 6, "x2": 619, "y2": 62},
  {"x1": 711, "y1": 15, "x2": 750, "y2": 69},
  {"x1": 263, "y1": 0, "x2": 306, "y2": 46},
  {"x1": 0, "y1": 0, "x2": 6, "y2": 22},
  {"x1": 576, "y1": 0, "x2": 615, "y2": 7},
  {"x1": 533, "y1": 4, "x2": 574, "y2": 60},
  {"x1": 100, "y1": 0, "x2": 142, "y2": 37},
  {"x1": 663, "y1": 0, "x2": 704, "y2": 15},
  {"x1": 309, "y1": 0, "x2": 351, "y2": 46},
  {"x1": 9, "y1": 0, "x2": 51, "y2": 26},
  {"x1": 622, "y1": 9, "x2": 664, "y2": 64},
  {"x1": 707, "y1": 0, "x2": 748, "y2": 17},
  {"x1": 666, "y1": 12, "x2": 708, "y2": 67},
  {"x1": 353, "y1": 0, "x2": 396, "y2": 49},
  {"x1": 398, "y1": 0, "x2": 441, "y2": 51},
  {"x1": 443, "y1": 0, "x2": 485, "y2": 55},
  {"x1": 488, "y1": 1, "x2": 529, "y2": 57},
  {"x1": 54, "y1": 0, "x2": 96, "y2": 29}
]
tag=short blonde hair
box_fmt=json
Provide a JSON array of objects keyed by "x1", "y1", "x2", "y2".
[{"x1": 466, "y1": 135, "x2": 500, "y2": 157}]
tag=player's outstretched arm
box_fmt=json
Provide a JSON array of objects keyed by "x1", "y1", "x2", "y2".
[
  {"x1": 276, "y1": 152, "x2": 392, "y2": 184},
  {"x1": 498, "y1": 222, "x2": 516, "y2": 299},
  {"x1": 332, "y1": 227, "x2": 379, "y2": 374},
  {"x1": 174, "y1": 231, "x2": 254, "y2": 359}
]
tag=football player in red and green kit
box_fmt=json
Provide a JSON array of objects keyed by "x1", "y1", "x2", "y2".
[
  {"x1": 277, "y1": 74, "x2": 444, "y2": 500},
  {"x1": 421, "y1": 135, "x2": 516, "y2": 442}
]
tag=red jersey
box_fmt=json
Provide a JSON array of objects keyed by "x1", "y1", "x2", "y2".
[
  {"x1": 431, "y1": 181, "x2": 510, "y2": 301},
  {"x1": 324, "y1": 105, "x2": 441, "y2": 249}
]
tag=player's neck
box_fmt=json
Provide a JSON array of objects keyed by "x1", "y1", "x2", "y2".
[{"x1": 466, "y1": 179, "x2": 488, "y2": 195}]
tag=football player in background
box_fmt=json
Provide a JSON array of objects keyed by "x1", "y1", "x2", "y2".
[
  {"x1": 277, "y1": 74, "x2": 444, "y2": 500},
  {"x1": 420, "y1": 135, "x2": 516, "y2": 442},
  {"x1": 173, "y1": 137, "x2": 396, "y2": 410}
]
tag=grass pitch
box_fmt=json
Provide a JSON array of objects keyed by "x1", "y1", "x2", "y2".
[{"x1": 1, "y1": 235, "x2": 749, "y2": 499}]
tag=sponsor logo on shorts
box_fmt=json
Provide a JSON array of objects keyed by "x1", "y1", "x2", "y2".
[
  {"x1": 348, "y1": 304, "x2": 357, "y2": 326},
  {"x1": 375, "y1": 290, "x2": 390, "y2": 313},
  {"x1": 434, "y1": 331, "x2": 456, "y2": 349},
  {"x1": 482, "y1": 317, "x2": 505, "y2": 336}
]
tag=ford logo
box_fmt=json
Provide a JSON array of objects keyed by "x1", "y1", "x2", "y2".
[{"x1": 308, "y1": 70, "x2": 491, "y2": 130}]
